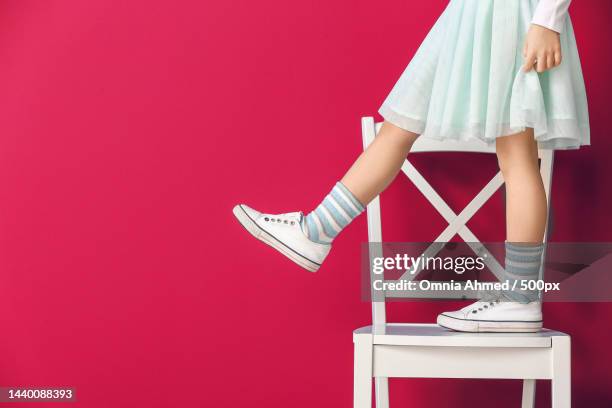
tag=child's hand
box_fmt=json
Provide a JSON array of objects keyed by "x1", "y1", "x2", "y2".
[{"x1": 523, "y1": 24, "x2": 562, "y2": 73}]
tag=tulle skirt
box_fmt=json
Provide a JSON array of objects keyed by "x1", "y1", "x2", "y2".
[{"x1": 378, "y1": 0, "x2": 590, "y2": 150}]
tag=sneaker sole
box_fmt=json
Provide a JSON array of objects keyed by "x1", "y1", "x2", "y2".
[
  {"x1": 437, "y1": 313, "x2": 542, "y2": 333},
  {"x1": 232, "y1": 205, "x2": 320, "y2": 272}
]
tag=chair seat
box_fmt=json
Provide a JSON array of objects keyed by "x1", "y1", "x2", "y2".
[{"x1": 353, "y1": 323, "x2": 568, "y2": 348}]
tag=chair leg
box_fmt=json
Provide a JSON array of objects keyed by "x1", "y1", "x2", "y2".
[
  {"x1": 521, "y1": 379, "x2": 536, "y2": 408},
  {"x1": 354, "y1": 335, "x2": 373, "y2": 408},
  {"x1": 551, "y1": 336, "x2": 571, "y2": 408},
  {"x1": 375, "y1": 377, "x2": 389, "y2": 408}
]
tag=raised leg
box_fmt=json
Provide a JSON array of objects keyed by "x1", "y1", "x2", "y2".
[
  {"x1": 551, "y1": 336, "x2": 571, "y2": 408},
  {"x1": 354, "y1": 334, "x2": 373, "y2": 408},
  {"x1": 343, "y1": 120, "x2": 419, "y2": 205},
  {"x1": 521, "y1": 379, "x2": 536, "y2": 408}
]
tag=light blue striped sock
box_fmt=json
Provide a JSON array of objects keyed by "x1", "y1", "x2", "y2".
[
  {"x1": 502, "y1": 241, "x2": 544, "y2": 303},
  {"x1": 301, "y1": 182, "x2": 365, "y2": 244}
]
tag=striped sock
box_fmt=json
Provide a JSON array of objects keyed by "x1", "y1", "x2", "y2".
[
  {"x1": 301, "y1": 182, "x2": 365, "y2": 244},
  {"x1": 502, "y1": 241, "x2": 545, "y2": 303}
]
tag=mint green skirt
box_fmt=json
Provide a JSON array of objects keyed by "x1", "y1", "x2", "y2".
[{"x1": 378, "y1": 0, "x2": 590, "y2": 150}]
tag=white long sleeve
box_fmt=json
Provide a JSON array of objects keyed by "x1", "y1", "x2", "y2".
[{"x1": 531, "y1": 0, "x2": 572, "y2": 33}]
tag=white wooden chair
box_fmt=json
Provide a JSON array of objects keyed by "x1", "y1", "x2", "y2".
[{"x1": 353, "y1": 117, "x2": 571, "y2": 408}]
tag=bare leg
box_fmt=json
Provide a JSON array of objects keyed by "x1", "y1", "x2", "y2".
[
  {"x1": 495, "y1": 128, "x2": 547, "y2": 243},
  {"x1": 232, "y1": 120, "x2": 419, "y2": 271},
  {"x1": 437, "y1": 129, "x2": 547, "y2": 331},
  {"x1": 341, "y1": 121, "x2": 419, "y2": 205}
]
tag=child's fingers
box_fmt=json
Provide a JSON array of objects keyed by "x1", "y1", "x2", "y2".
[
  {"x1": 554, "y1": 50, "x2": 562, "y2": 66},
  {"x1": 547, "y1": 54, "x2": 555, "y2": 70},
  {"x1": 523, "y1": 52, "x2": 537, "y2": 72},
  {"x1": 536, "y1": 53, "x2": 547, "y2": 72}
]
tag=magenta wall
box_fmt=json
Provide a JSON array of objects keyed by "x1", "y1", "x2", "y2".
[{"x1": 1, "y1": 0, "x2": 611, "y2": 406}]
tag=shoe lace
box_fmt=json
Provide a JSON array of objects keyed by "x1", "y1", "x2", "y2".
[
  {"x1": 469, "y1": 291, "x2": 501, "y2": 314},
  {"x1": 263, "y1": 214, "x2": 298, "y2": 225}
]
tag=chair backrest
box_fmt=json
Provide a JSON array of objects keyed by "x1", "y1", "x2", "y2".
[{"x1": 361, "y1": 116, "x2": 554, "y2": 328}]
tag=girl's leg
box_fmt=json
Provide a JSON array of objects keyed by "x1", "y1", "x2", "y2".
[
  {"x1": 437, "y1": 129, "x2": 546, "y2": 332},
  {"x1": 341, "y1": 121, "x2": 420, "y2": 205},
  {"x1": 495, "y1": 128, "x2": 547, "y2": 243},
  {"x1": 299, "y1": 121, "x2": 419, "y2": 244},
  {"x1": 496, "y1": 128, "x2": 547, "y2": 304},
  {"x1": 233, "y1": 121, "x2": 418, "y2": 271}
]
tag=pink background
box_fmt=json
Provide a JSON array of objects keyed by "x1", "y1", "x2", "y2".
[{"x1": 1, "y1": 0, "x2": 611, "y2": 406}]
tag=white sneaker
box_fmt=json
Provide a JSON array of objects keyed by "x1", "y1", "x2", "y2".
[
  {"x1": 437, "y1": 299, "x2": 542, "y2": 333},
  {"x1": 232, "y1": 204, "x2": 331, "y2": 272}
]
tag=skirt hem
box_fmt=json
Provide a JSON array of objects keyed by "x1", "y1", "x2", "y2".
[{"x1": 379, "y1": 103, "x2": 590, "y2": 151}]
